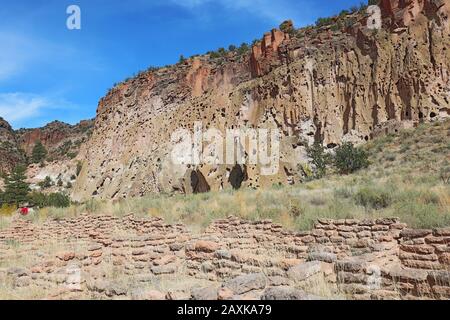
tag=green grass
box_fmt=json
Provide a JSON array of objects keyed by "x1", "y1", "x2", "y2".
[{"x1": 37, "y1": 120, "x2": 450, "y2": 232}]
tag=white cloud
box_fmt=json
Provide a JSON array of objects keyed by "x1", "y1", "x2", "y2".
[
  {"x1": 168, "y1": 0, "x2": 302, "y2": 23},
  {"x1": 0, "y1": 93, "x2": 48, "y2": 122},
  {"x1": 0, "y1": 92, "x2": 79, "y2": 127}
]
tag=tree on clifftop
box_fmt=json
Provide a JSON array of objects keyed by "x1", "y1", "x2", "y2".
[
  {"x1": 32, "y1": 141, "x2": 47, "y2": 164},
  {"x1": 2, "y1": 165, "x2": 30, "y2": 206}
]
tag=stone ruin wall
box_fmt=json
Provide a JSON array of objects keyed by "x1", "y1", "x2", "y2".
[{"x1": 0, "y1": 215, "x2": 448, "y2": 299}]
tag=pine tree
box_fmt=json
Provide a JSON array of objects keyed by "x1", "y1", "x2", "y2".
[
  {"x1": 32, "y1": 141, "x2": 47, "y2": 163},
  {"x1": 2, "y1": 165, "x2": 30, "y2": 205}
]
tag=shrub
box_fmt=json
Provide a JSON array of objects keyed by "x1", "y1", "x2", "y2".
[
  {"x1": 307, "y1": 142, "x2": 332, "y2": 178},
  {"x1": 334, "y1": 142, "x2": 369, "y2": 174},
  {"x1": 298, "y1": 163, "x2": 314, "y2": 181},
  {"x1": 218, "y1": 48, "x2": 227, "y2": 56},
  {"x1": 28, "y1": 192, "x2": 71, "y2": 208},
  {"x1": 279, "y1": 20, "x2": 295, "y2": 34},
  {"x1": 38, "y1": 176, "x2": 53, "y2": 189},
  {"x1": 228, "y1": 45, "x2": 237, "y2": 52},
  {"x1": 316, "y1": 17, "x2": 333, "y2": 27},
  {"x1": 440, "y1": 165, "x2": 450, "y2": 184},
  {"x1": 237, "y1": 43, "x2": 249, "y2": 55},
  {"x1": 32, "y1": 141, "x2": 47, "y2": 164},
  {"x1": 354, "y1": 187, "x2": 392, "y2": 210},
  {"x1": 209, "y1": 51, "x2": 221, "y2": 59},
  {"x1": 179, "y1": 55, "x2": 186, "y2": 63},
  {"x1": 0, "y1": 203, "x2": 17, "y2": 216}
]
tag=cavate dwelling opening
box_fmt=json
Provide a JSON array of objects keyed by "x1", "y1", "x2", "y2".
[
  {"x1": 190, "y1": 170, "x2": 211, "y2": 194},
  {"x1": 228, "y1": 165, "x2": 248, "y2": 190}
]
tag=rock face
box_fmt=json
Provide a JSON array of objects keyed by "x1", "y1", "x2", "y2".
[
  {"x1": 69, "y1": 1, "x2": 450, "y2": 200},
  {"x1": 16, "y1": 120, "x2": 94, "y2": 161},
  {"x1": 0, "y1": 118, "x2": 93, "y2": 192},
  {"x1": 0, "y1": 117, "x2": 25, "y2": 174}
]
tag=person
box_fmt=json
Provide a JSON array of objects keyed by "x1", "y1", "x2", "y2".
[{"x1": 18, "y1": 203, "x2": 34, "y2": 216}]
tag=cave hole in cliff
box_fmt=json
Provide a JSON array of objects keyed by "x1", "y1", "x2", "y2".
[
  {"x1": 190, "y1": 170, "x2": 211, "y2": 194},
  {"x1": 430, "y1": 112, "x2": 437, "y2": 119},
  {"x1": 419, "y1": 112, "x2": 424, "y2": 119},
  {"x1": 327, "y1": 143, "x2": 337, "y2": 149},
  {"x1": 228, "y1": 165, "x2": 248, "y2": 190}
]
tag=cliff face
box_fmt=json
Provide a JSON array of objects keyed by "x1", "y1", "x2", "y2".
[
  {"x1": 0, "y1": 118, "x2": 93, "y2": 192},
  {"x1": 16, "y1": 120, "x2": 94, "y2": 161},
  {"x1": 73, "y1": 0, "x2": 450, "y2": 201},
  {"x1": 0, "y1": 117, "x2": 25, "y2": 174}
]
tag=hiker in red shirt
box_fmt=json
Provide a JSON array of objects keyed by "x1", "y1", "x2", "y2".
[{"x1": 20, "y1": 207, "x2": 29, "y2": 216}]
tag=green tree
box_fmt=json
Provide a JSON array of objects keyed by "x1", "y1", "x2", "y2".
[
  {"x1": 307, "y1": 142, "x2": 332, "y2": 178},
  {"x1": 179, "y1": 55, "x2": 186, "y2": 63},
  {"x1": 32, "y1": 141, "x2": 47, "y2": 164},
  {"x1": 237, "y1": 43, "x2": 249, "y2": 55},
  {"x1": 334, "y1": 142, "x2": 369, "y2": 174},
  {"x1": 218, "y1": 48, "x2": 227, "y2": 56},
  {"x1": 279, "y1": 20, "x2": 295, "y2": 34},
  {"x1": 2, "y1": 165, "x2": 30, "y2": 205},
  {"x1": 228, "y1": 44, "x2": 237, "y2": 52}
]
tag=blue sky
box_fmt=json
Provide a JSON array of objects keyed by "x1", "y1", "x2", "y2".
[{"x1": 0, "y1": 0, "x2": 365, "y2": 129}]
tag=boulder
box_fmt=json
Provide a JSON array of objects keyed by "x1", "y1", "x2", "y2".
[
  {"x1": 223, "y1": 273, "x2": 267, "y2": 295},
  {"x1": 287, "y1": 261, "x2": 322, "y2": 282}
]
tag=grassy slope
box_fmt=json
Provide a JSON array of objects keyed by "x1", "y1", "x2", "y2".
[{"x1": 4, "y1": 120, "x2": 450, "y2": 232}]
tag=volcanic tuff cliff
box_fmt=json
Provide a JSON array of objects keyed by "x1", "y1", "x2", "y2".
[{"x1": 72, "y1": 0, "x2": 450, "y2": 201}]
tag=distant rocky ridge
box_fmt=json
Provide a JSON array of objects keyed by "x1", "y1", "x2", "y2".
[
  {"x1": 16, "y1": 120, "x2": 94, "y2": 162},
  {"x1": 70, "y1": 0, "x2": 450, "y2": 201},
  {"x1": 0, "y1": 117, "x2": 25, "y2": 174},
  {"x1": 0, "y1": 118, "x2": 93, "y2": 191}
]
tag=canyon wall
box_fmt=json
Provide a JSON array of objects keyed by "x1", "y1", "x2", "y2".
[{"x1": 73, "y1": 0, "x2": 450, "y2": 201}]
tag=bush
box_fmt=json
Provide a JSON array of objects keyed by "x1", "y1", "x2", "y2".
[
  {"x1": 334, "y1": 142, "x2": 369, "y2": 174},
  {"x1": 316, "y1": 17, "x2": 333, "y2": 27},
  {"x1": 279, "y1": 20, "x2": 295, "y2": 34},
  {"x1": 237, "y1": 43, "x2": 249, "y2": 55},
  {"x1": 0, "y1": 203, "x2": 16, "y2": 216},
  {"x1": 38, "y1": 176, "x2": 53, "y2": 189},
  {"x1": 28, "y1": 192, "x2": 71, "y2": 208},
  {"x1": 354, "y1": 187, "x2": 392, "y2": 210},
  {"x1": 307, "y1": 142, "x2": 332, "y2": 178},
  {"x1": 440, "y1": 165, "x2": 450, "y2": 184}
]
